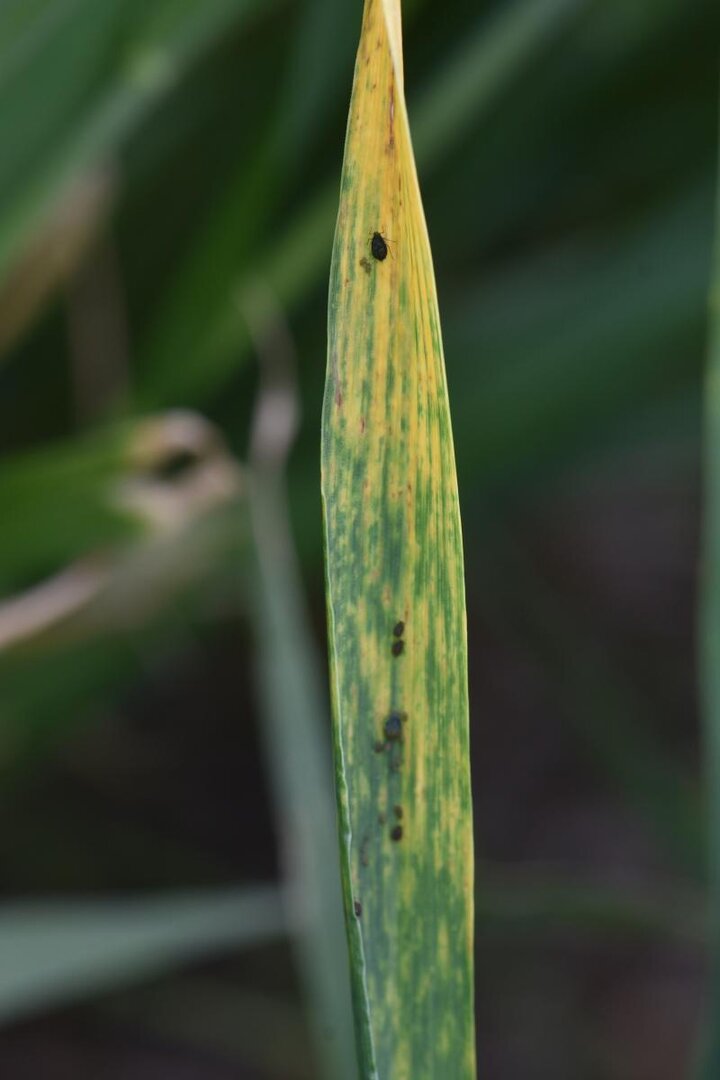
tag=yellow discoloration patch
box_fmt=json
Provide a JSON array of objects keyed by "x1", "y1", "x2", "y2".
[{"x1": 322, "y1": 0, "x2": 474, "y2": 1077}]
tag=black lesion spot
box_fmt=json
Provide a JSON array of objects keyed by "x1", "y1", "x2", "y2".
[
  {"x1": 390, "y1": 825, "x2": 403, "y2": 842},
  {"x1": 393, "y1": 620, "x2": 405, "y2": 638},
  {"x1": 391, "y1": 639, "x2": 404, "y2": 657}
]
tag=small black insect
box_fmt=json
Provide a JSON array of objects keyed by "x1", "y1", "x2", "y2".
[
  {"x1": 390, "y1": 825, "x2": 403, "y2": 842},
  {"x1": 354, "y1": 900, "x2": 363, "y2": 917},
  {"x1": 384, "y1": 711, "x2": 405, "y2": 741},
  {"x1": 391, "y1": 639, "x2": 405, "y2": 657},
  {"x1": 393, "y1": 621, "x2": 405, "y2": 638},
  {"x1": 371, "y1": 230, "x2": 389, "y2": 261}
]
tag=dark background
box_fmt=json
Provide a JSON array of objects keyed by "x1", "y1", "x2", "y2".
[{"x1": 0, "y1": 0, "x2": 717, "y2": 1076}]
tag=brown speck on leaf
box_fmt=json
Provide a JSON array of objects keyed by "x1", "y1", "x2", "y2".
[
  {"x1": 390, "y1": 825, "x2": 403, "y2": 842},
  {"x1": 393, "y1": 621, "x2": 405, "y2": 637},
  {"x1": 391, "y1": 640, "x2": 404, "y2": 657},
  {"x1": 387, "y1": 83, "x2": 395, "y2": 151},
  {"x1": 394, "y1": 805, "x2": 403, "y2": 820},
  {"x1": 360, "y1": 417, "x2": 366, "y2": 434},
  {"x1": 359, "y1": 256, "x2": 371, "y2": 275},
  {"x1": 354, "y1": 900, "x2": 363, "y2": 917},
  {"x1": 335, "y1": 390, "x2": 343, "y2": 407}
]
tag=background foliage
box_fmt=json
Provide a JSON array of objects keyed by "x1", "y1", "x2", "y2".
[{"x1": 0, "y1": 0, "x2": 717, "y2": 1077}]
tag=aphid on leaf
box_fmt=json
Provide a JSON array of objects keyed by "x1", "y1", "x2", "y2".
[
  {"x1": 390, "y1": 825, "x2": 403, "y2": 842},
  {"x1": 370, "y1": 230, "x2": 391, "y2": 261},
  {"x1": 391, "y1": 639, "x2": 404, "y2": 657},
  {"x1": 383, "y1": 711, "x2": 406, "y2": 742}
]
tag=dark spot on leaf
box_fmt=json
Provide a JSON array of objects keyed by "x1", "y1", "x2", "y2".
[
  {"x1": 384, "y1": 712, "x2": 405, "y2": 741},
  {"x1": 390, "y1": 825, "x2": 403, "y2": 842},
  {"x1": 393, "y1": 621, "x2": 405, "y2": 638},
  {"x1": 391, "y1": 640, "x2": 404, "y2": 657},
  {"x1": 359, "y1": 256, "x2": 371, "y2": 274},
  {"x1": 354, "y1": 900, "x2": 363, "y2": 917}
]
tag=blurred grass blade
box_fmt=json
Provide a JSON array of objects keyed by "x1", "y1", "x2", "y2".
[
  {"x1": 137, "y1": 0, "x2": 362, "y2": 406},
  {"x1": 447, "y1": 181, "x2": 712, "y2": 482},
  {"x1": 321, "y1": 2, "x2": 474, "y2": 1077},
  {"x1": 0, "y1": 886, "x2": 283, "y2": 1026},
  {"x1": 699, "y1": 100, "x2": 720, "y2": 1079},
  {"x1": 477, "y1": 867, "x2": 706, "y2": 947},
  {"x1": 0, "y1": 0, "x2": 271, "y2": 337},
  {"x1": 411, "y1": 0, "x2": 586, "y2": 166},
  {"x1": 247, "y1": 289, "x2": 357, "y2": 1079},
  {"x1": 0, "y1": 423, "x2": 143, "y2": 592},
  {"x1": 0, "y1": 411, "x2": 237, "y2": 594}
]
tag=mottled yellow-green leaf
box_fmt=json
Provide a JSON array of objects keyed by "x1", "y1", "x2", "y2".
[{"x1": 321, "y1": 1, "x2": 475, "y2": 1077}]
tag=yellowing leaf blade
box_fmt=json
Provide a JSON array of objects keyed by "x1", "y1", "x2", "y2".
[{"x1": 321, "y1": 2, "x2": 475, "y2": 1077}]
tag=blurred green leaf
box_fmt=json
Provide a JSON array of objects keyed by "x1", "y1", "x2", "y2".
[
  {"x1": 411, "y1": 0, "x2": 587, "y2": 167},
  {"x1": 447, "y1": 182, "x2": 713, "y2": 484},
  {"x1": 0, "y1": 886, "x2": 284, "y2": 1026},
  {"x1": 0, "y1": 412, "x2": 242, "y2": 593},
  {"x1": 0, "y1": 424, "x2": 141, "y2": 591},
  {"x1": 247, "y1": 290, "x2": 356, "y2": 1079},
  {"x1": 0, "y1": 0, "x2": 275, "y2": 353},
  {"x1": 477, "y1": 867, "x2": 706, "y2": 947}
]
